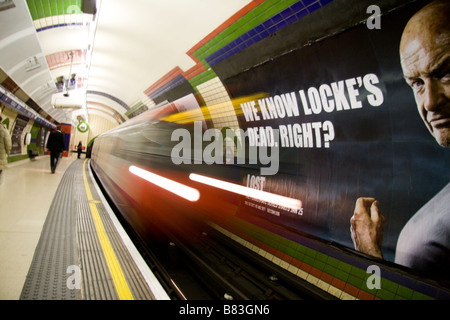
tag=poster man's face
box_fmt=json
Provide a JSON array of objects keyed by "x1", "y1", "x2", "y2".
[{"x1": 400, "y1": 2, "x2": 450, "y2": 147}]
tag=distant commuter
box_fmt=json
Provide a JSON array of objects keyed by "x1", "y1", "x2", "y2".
[
  {"x1": 46, "y1": 125, "x2": 65, "y2": 173},
  {"x1": 0, "y1": 116, "x2": 12, "y2": 179},
  {"x1": 350, "y1": 0, "x2": 450, "y2": 279},
  {"x1": 77, "y1": 141, "x2": 82, "y2": 159}
]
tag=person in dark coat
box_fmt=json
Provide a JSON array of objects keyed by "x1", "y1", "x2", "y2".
[
  {"x1": 46, "y1": 125, "x2": 65, "y2": 173},
  {"x1": 77, "y1": 141, "x2": 82, "y2": 158}
]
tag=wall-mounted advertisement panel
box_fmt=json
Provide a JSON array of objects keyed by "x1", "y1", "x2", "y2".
[{"x1": 223, "y1": 0, "x2": 450, "y2": 285}]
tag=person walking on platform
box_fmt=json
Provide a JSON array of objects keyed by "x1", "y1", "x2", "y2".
[
  {"x1": 0, "y1": 116, "x2": 12, "y2": 179},
  {"x1": 46, "y1": 125, "x2": 65, "y2": 174},
  {"x1": 77, "y1": 141, "x2": 82, "y2": 159}
]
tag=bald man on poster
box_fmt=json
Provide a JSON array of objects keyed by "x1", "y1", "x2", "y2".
[{"x1": 350, "y1": 0, "x2": 450, "y2": 280}]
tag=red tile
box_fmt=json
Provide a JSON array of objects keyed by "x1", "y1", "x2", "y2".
[
  {"x1": 331, "y1": 278, "x2": 346, "y2": 290},
  {"x1": 309, "y1": 266, "x2": 322, "y2": 278},
  {"x1": 291, "y1": 258, "x2": 303, "y2": 269},
  {"x1": 320, "y1": 272, "x2": 333, "y2": 285},
  {"x1": 301, "y1": 262, "x2": 312, "y2": 273},
  {"x1": 357, "y1": 290, "x2": 376, "y2": 300},
  {"x1": 246, "y1": 2, "x2": 258, "y2": 11},
  {"x1": 343, "y1": 283, "x2": 359, "y2": 297},
  {"x1": 237, "y1": 6, "x2": 250, "y2": 18},
  {"x1": 282, "y1": 253, "x2": 292, "y2": 264}
]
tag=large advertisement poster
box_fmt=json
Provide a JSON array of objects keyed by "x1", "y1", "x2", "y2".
[{"x1": 224, "y1": 0, "x2": 449, "y2": 283}]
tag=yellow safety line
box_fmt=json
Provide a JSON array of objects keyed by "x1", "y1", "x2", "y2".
[{"x1": 82, "y1": 159, "x2": 134, "y2": 300}]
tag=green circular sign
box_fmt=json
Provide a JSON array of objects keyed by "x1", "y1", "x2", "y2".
[{"x1": 77, "y1": 121, "x2": 89, "y2": 133}]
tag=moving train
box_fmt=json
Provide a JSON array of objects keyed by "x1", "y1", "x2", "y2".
[{"x1": 91, "y1": 0, "x2": 450, "y2": 299}]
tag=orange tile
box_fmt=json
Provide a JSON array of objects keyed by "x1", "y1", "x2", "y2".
[
  {"x1": 320, "y1": 272, "x2": 333, "y2": 284},
  {"x1": 357, "y1": 290, "x2": 376, "y2": 300},
  {"x1": 309, "y1": 266, "x2": 322, "y2": 278},
  {"x1": 343, "y1": 283, "x2": 359, "y2": 297},
  {"x1": 331, "y1": 277, "x2": 346, "y2": 290},
  {"x1": 291, "y1": 258, "x2": 303, "y2": 269},
  {"x1": 301, "y1": 262, "x2": 312, "y2": 273}
]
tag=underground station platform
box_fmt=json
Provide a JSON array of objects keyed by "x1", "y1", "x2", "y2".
[{"x1": 16, "y1": 158, "x2": 169, "y2": 300}]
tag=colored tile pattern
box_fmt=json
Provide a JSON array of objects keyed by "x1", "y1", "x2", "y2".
[
  {"x1": 86, "y1": 90, "x2": 130, "y2": 111},
  {"x1": 27, "y1": 0, "x2": 82, "y2": 20},
  {"x1": 46, "y1": 49, "x2": 85, "y2": 70},
  {"x1": 193, "y1": 0, "x2": 334, "y2": 68},
  {"x1": 143, "y1": 67, "x2": 188, "y2": 101},
  {"x1": 215, "y1": 216, "x2": 450, "y2": 300}
]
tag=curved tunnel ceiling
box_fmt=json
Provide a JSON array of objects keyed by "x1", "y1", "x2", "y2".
[{"x1": 0, "y1": 0, "x2": 251, "y2": 125}]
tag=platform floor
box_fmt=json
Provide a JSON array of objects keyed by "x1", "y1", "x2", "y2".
[
  {"x1": 0, "y1": 154, "x2": 76, "y2": 299},
  {"x1": 0, "y1": 154, "x2": 168, "y2": 300}
]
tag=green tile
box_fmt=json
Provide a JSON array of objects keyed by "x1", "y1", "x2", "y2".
[
  {"x1": 380, "y1": 278, "x2": 398, "y2": 294},
  {"x1": 285, "y1": 0, "x2": 301, "y2": 6},
  {"x1": 349, "y1": 266, "x2": 367, "y2": 280},
  {"x1": 43, "y1": 0, "x2": 51, "y2": 17},
  {"x1": 255, "y1": 0, "x2": 276, "y2": 13},
  {"x1": 294, "y1": 243, "x2": 306, "y2": 254},
  {"x1": 315, "y1": 252, "x2": 328, "y2": 263},
  {"x1": 27, "y1": 0, "x2": 38, "y2": 20},
  {"x1": 323, "y1": 264, "x2": 337, "y2": 277},
  {"x1": 325, "y1": 256, "x2": 340, "y2": 268},
  {"x1": 312, "y1": 259, "x2": 325, "y2": 271},
  {"x1": 247, "y1": 17, "x2": 263, "y2": 30},
  {"x1": 377, "y1": 288, "x2": 395, "y2": 300},
  {"x1": 411, "y1": 291, "x2": 433, "y2": 300},
  {"x1": 57, "y1": 0, "x2": 65, "y2": 15},
  {"x1": 334, "y1": 269, "x2": 349, "y2": 282},
  {"x1": 256, "y1": 10, "x2": 274, "y2": 23},
  {"x1": 337, "y1": 261, "x2": 352, "y2": 273},
  {"x1": 263, "y1": 5, "x2": 283, "y2": 19},
  {"x1": 396, "y1": 285, "x2": 414, "y2": 299},
  {"x1": 284, "y1": 247, "x2": 295, "y2": 257},
  {"x1": 293, "y1": 251, "x2": 305, "y2": 262},
  {"x1": 303, "y1": 255, "x2": 315, "y2": 266},
  {"x1": 35, "y1": 0, "x2": 45, "y2": 19},
  {"x1": 304, "y1": 247, "x2": 317, "y2": 259},
  {"x1": 50, "y1": 1, "x2": 57, "y2": 15},
  {"x1": 347, "y1": 274, "x2": 364, "y2": 288}
]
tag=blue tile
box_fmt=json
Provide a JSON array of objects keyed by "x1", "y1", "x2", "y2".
[
  {"x1": 245, "y1": 37, "x2": 256, "y2": 47},
  {"x1": 259, "y1": 30, "x2": 270, "y2": 39},
  {"x1": 285, "y1": 14, "x2": 298, "y2": 25},
  {"x1": 307, "y1": 3, "x2": 321, "y2": 13},
  {"x1": 247, "y1": 28, "x2": 257, "y2": 37},
  {"x1": 268, "y1": 25, "x2": 279, "y2": 35},
  {"x1": 414, "y1": 281, "x2": 438, "y2": 297},
  {"x1": 240, "y1": 32, "x2": 250, "y2": 41},
  {"x1": 277, "y1": 20, "x2": 288, "y2": 30},
  {"x1": 263, "y1": 19, "x2": 274, "y2": 28},
  {"x1": 295, "y1": 9, "x2": 308, "y2": 19},
  {"x1": 291, "y1": 1, "x2": 305, "y2": 13},
  {"x1": 239, "y1": 43, "x2": 248, "y2": 51},
  {"x1": 280, "y1": 7, "x2": 294, "y2": 19},
  {"x1": 251, "y1": 34, "x2": 262, "y2": 43},
  {"x1": 320, "y1": 0, "x2": 334, "y2": 6},
  {"x1": 302, "y1": 0, "x2": 316, "y2": 6},
  {"x1": 271, "y1": 13, "x2": 283, "y2": 24},
  {"x1": 436, "y1": 289, "x2": 450, "y2": 300},
  {"x1": 255, "y1": 24, "x2": 265, "y2": 33}
]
